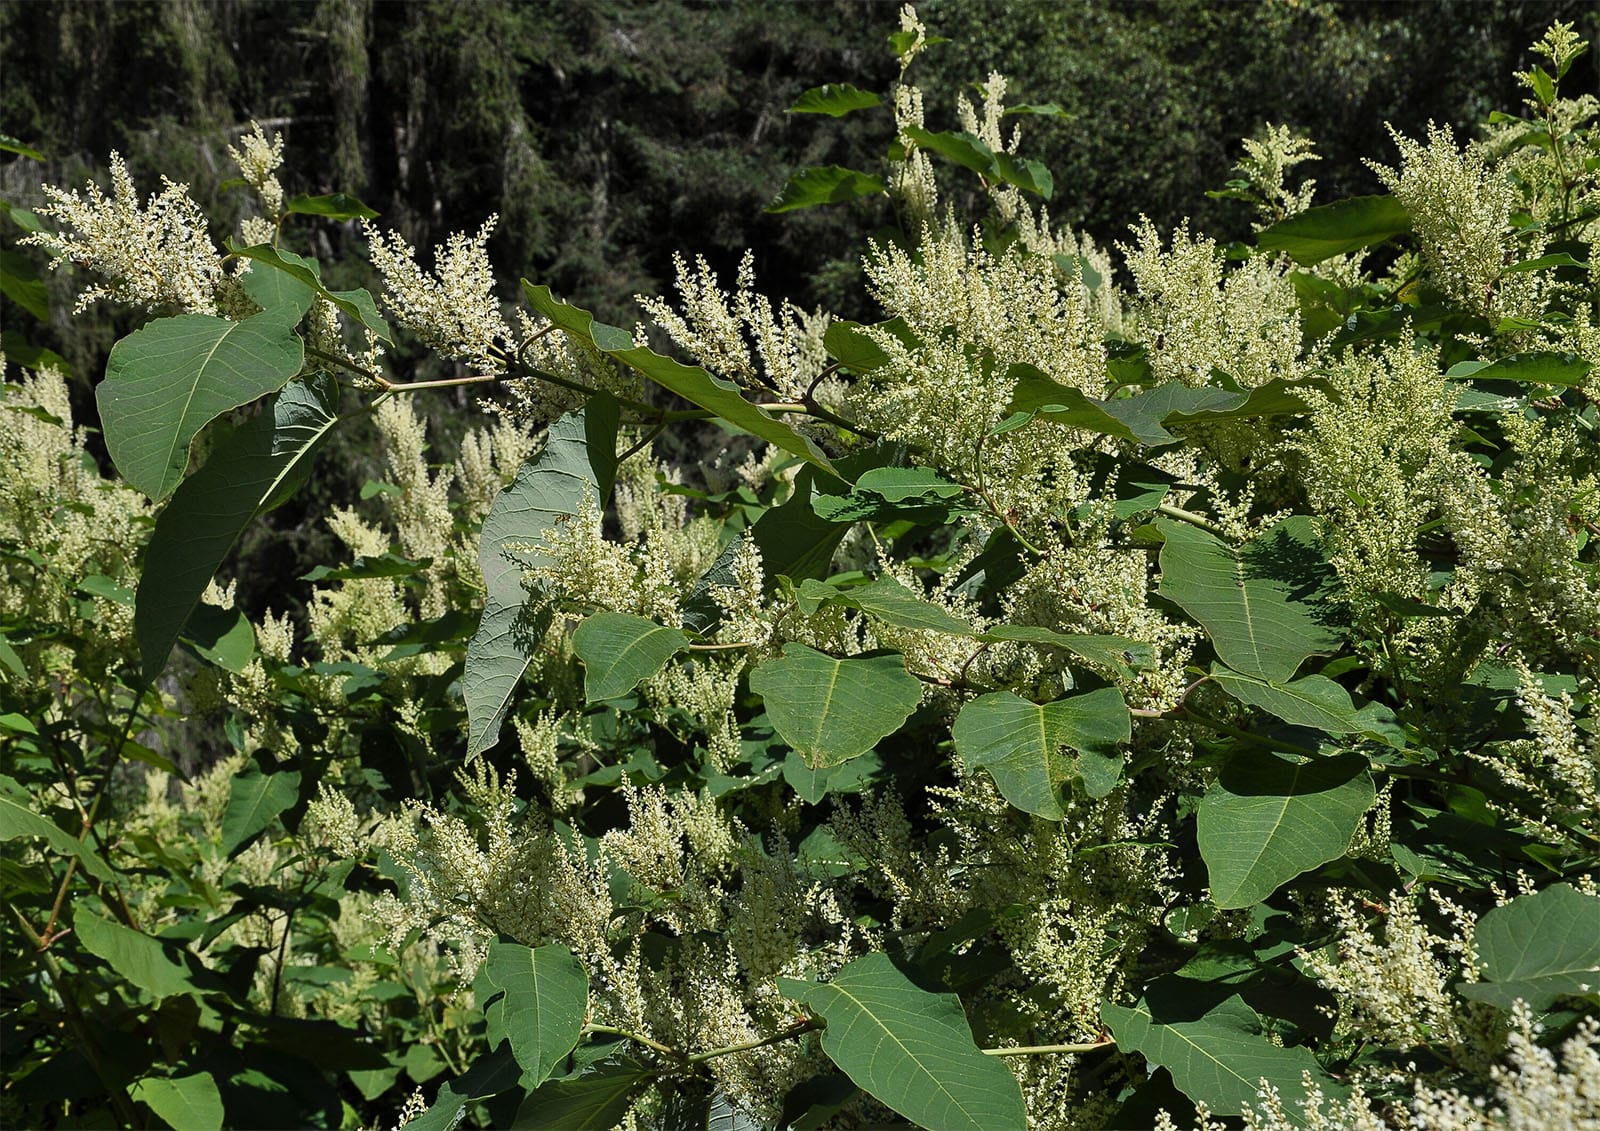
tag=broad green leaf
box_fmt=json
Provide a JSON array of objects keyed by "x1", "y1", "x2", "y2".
[
  {"x1": 97, "y1": 310, "x2": 306, "y2": 501},
  {"x1": 1103, "y1": 980, "x2": 1343, "y2": 1119},
  {"x1": 1209, "y1": 669, "x2": 1360, "y2": 734},
  {"x1": 135, "y1": 375, "x2": 341, "y2": 680},
  {"x1": 466, "y1": 399, "x2": 620, "y2": 755},
  {"x1": 783, "y1": 748, "x2": 880, "y2": 803},
  {"x1": 810, "y1": 465, "x2": 968, "y2": 522},
  {"x1": 903, "y1": 125, "x2": 996, "y2": 178},
  {"x1": 1257, "y1": 194, "x2": 1412, "y2": 264},
  {"x1": 513, "y1": 1060, "x2": 652, "y2": 1130},
  {"x1": 74, "y1": 906, "x2": 201, "y2": 1001},
  {"x1": 1198, "y1": 750, "x2": 1374, "y2": 909},
  {"x1": 0, "y1": 775, "x2": 115, "y2": 881},
  {"x1": 808, "y1": 576, "x2": 973, "y2": 636},
  {"x1": 0, "y1": 247, "x2": 49, "y2": 320},
  {"x1": 572, "y1": 612, "x2": 689, "y2": 703},
  {"x1": 1157, "y1": 516, "x2": 1342, "y2": 683},
  {"x1": 220, "y1": 768, "x2": 301, "y2": 856},
  {"x1": 789, "y1": 83, "x2": 882, "y2": 116},
  {"x1": 131, "y1": 1073, "x2": 224, "y2": 1131},
  {"x1": 404, "y1": 1044, "x2": 524, "y2": 1131},
  {"x1": 524, "y1": 284, "x2": 837, "y2": 477},
  {"x1": 230, "y1": 243, "x2": 392, "y2": 340},
  {"x1": 1459, "y1": 884, "x2": 1600, "y2": 1010},
  {"x1": 1468, "y1": 351, "x2": 1592, "y2": 387},
  {"x1": 748, "y1": 645, "x2": 922, "y2": 769},
  {"x1": 286, "y1": 191, "x2": 379, "y2": 220},
  {"x1": 474, "y1": 942, "x2": 589, "y2": 1088},
  {"x1": 766, "y1": 166, "x2": 887, "y2": 213},
  {"x1": 953, "y1": 688, "x2": 1131, "y2": 816},
  {"x1": 992, "y1": 151, "x2": 1053, "y2": 199},
  {"x1": 781, "y1": 952, "x2": 1026, "y2": 1131}
]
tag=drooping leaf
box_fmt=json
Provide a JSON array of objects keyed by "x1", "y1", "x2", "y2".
[
  {"x1": 976, "y1": 626, "x2": 1153, "y2": 679},
  {"x1": 465, "y1": 399, "x2": 620, "y2": 755},
  {"x1": 130, "y1": 1073, "x2": 225, "y2": 1131},
  {"x1": 474, "y1": 942, "x2": 589, "y2": 1088},
  {"x1": 220, "y1": 768, "x2": 302, "y2": 856},
  {"x1": 748, "y1": 645, "x2": 922, "y2": 769},
  {"x1": 766, "y1": 166, "x2": 889, "y2": 213},
  {"x1": 182, "y1": 603, "x2": 256, "y2": 674},
  {"x1": 230, "y1": 243, "x2": 392, "y2": 340},
  {"x1": 1209, "y1": 669, "x2": 1361, "y2": 734},
  {"x1": 1103, "y1": 978, "x2": 1344, "y2": 1119},
  {"x1": 403, "y1": 1044, "x2": 524, "y2": 1131},
  {"x1": 135, "y1": 375, "x2": 341, "y2": 680},
  {"x1": 1257, "y1": 194, "x2": 1412, "y2": 264},
  {"x1": 238, "y1": 247, "x2": 315, "y2": 324},
  {"x1": 512, "y1": 1059, "x2": 653, "y2": 1130},
  {"x1": 1005, "y1": 365, "x2": 1145, "y2": 442},
  {"x1": 903, "y1": 125, "x2": 997, "y2": 178},
  {"x1": 1197, "y1": 750, "x2": 1374, "y2": 909},
  {"x1": 286, "y1": 192, "x2": 379, "y2": 220},
  {"x1": 74, "y1": 906, "x2": 202, "y2": 1001},
  {"x1": 822, "y1": 317, "x2": 917, "y2": 373},
  {"x1": 953, "y1": 688, "x2": 1131, "y2": 815},
  {"x1": 789, "y1": 83, "x2": 882, "y2": 116},
  {"x1": 1459, "y1": 884, "x2": 1600, "y2": 1010},
  {"x1": 0, "y1": 775, "x2": 115, "y2": 882},
  {"x1": 808, "y1": 576, "x2": 973, "y2": 636},
  {"x1": 524, "y1": 284, "x2": 837, "y2": 476},
  {"x1": 572, "y1": 612, "x2": 688, "y2": 703},
  {"x1": 1462, "y1": 351, "x2": 1593, "y2": 387},
  {"x1": 1157, "y1": 516, "x2": 1342, "y2": 683},
  {"x1": 96, "y1": 310, "x2": 306, "y2": 501},
  {"x1": 0, "y1": 133, "x2": 46, "y2": 160},
  {"x1": 780, "y1": 952, "x2": 1027, "y2": 1131}
]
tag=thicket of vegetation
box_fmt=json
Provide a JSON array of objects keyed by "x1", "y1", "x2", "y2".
[{"x1": 3, "y1": 4, "x2": 1599, "y2": 1130}]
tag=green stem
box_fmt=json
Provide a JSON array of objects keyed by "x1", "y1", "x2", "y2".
[
  {"x1": 686, "y1": 1020, "x2": 820, "y2": 1064},
  {"x1": 982, "y1": 1041, "x2": 1109, "y2": 1057},
  {"x1": 583, "y1": 1023, "x2": 685, "y2": 1062},
  {"x1": 1154, "y1": 503, "x2": 1231, "y2": 540}
]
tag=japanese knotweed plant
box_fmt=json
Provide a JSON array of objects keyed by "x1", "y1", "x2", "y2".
[{"x1": 4, "y1": 9, "x2": 1599, "y2": 1131}]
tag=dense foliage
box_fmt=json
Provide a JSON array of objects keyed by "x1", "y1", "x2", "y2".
[{"x1": 3, "y1": 8, "x2": 1600, "y2": 1131}]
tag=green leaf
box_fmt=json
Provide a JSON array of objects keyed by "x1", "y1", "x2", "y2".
[
  {"x1": 903, "y1": 126, "x2": 996, "y2": 178},
  {"x1": 1003, "y1": 102, "x2": 1071, "y2": 118},
  {"x1": 135, "y1": 375, "x2": 340, "y2": 680},
  {"x1": 992, "y1": 151, "x2": 1053, "y2": 199},
  {"x1": 1005, "y1": 365, "x2": 1145, "y2": 442},
  {"x1": 74, "y1": 905, "x2": 202, "y2": 1001},
  {"x1": 0, "y1": 775, "x2": 115, "y2": 882},
  {"x1": 822, "y1": 317, "x2": 917, "y2": 373},
  {"x1": 512, "y1": 1059, "x2": 653, "y2": 1130},
  {"x1": 789, "y1": 83, "x2": 882, "y2": 116},
  {"x1": 466, "y1": 399, "x2": 620, "y2": 755},
  {"x1": 1157, "y1": 516, "x2": 1342, "y2": 683},
  {"x1": 748, "y1": 645, "x2": 922, "y2": 769},
  {"x1": 524, "y1": 284, "x2": 837, "y2": 477},
  {"x1": 816, "y1": 576, "x2": 974, "y2": 635},
  {"x1": 977, "y1": 625, "x2": 1153, "y2": 679},
  {"x1": 572, "y1": 612, "x2": 689, "y2": 703},
  {"x1": 781, "y1": 952, "x2": 1027, "y2": 1131},
  {"x1": 1469, "y1": 351, "x2": 1592, "y2": 387},
  {"x1": 97, "y1": 310, "x2": 306, "y2": 501},
  {"x1": 1459, "y1": 884, "x2": 1600, "y2": 1010},
  {"x1": 0, "y1": 247, "x2": 49, "y2": 320},
  {"x1": 1103, "y1": 979, "x2": 1343, "y2": 1119},
  {"x1": 238, "y1": 248, "x2": 315, "y2": 324},
  {"x1": 953, "y1": 688, "x2": 1131, "y2": 816},
  {"x1": 475, "y1": 942, "x2": 589, "y2": 1088},
  {"x1": 130, "y1": 1073, "x2": 224, "y2": 1131},
  {"x1": 1257, "y1": 194, "x2": 1412, "y2": 264},
  {"x1": 182, "y1": 603, "x2": 257, "y2": 673},
  {"x1": 230, "y1": 243, "x2": 392, "y2": 341},
  {"x1": 1209, "y1": 670, "x2": 1361, "y2": 734},
  {"x1": 286, "y1": 192, "x2": 379, "y2": 220},
  {"x1": 0, "y1": 133, "x2": 46, "y2": 160},
  {"x1": 1198, "y1": 750, "x2": 1374, "y2": 909},
  {"x1": 0, "y1": 712, "x2": 37, "y2": 734},
  {"x1": 766, "y1": 165, "x2": 888, "y2": 213},
  {"x1": 404, "y1": 1044, "x2": 524, "y2": 1131},
  {"x1": 220, "y1": 768, "x2": 301, "y2": 856}
]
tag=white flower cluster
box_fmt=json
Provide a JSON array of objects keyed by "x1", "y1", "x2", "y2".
[
  {"x1": 362, "y1": 215, "x2": 512, "y2": 373},
  {"x1": 225, "y1": 120, "x2": 287, "y2": 219},
  {"x1": 25, "y1": 153, "x2": 224, "y2": 314}
]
